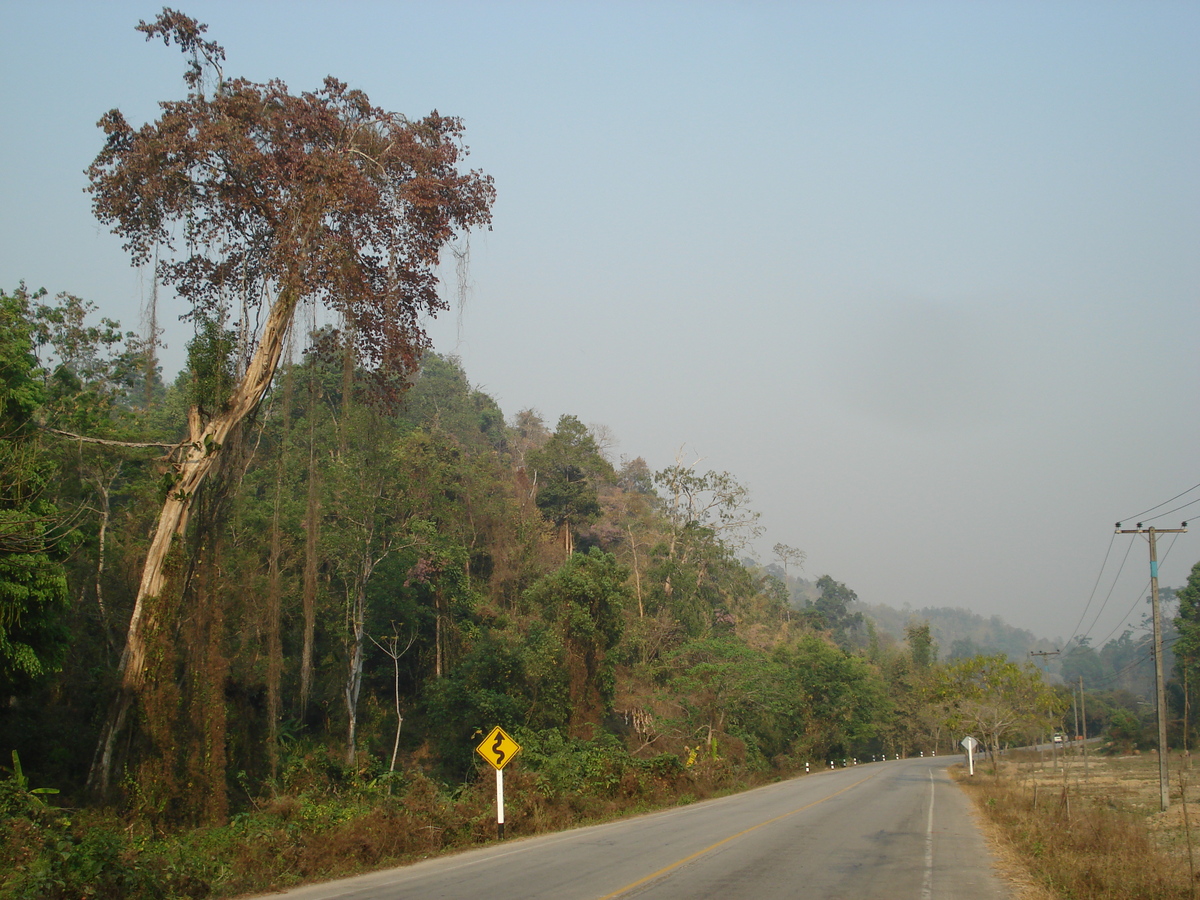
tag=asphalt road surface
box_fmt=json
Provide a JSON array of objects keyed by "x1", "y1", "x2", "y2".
[{"x1": 252, "y1": 756, "x2": 1011, "y2": 900}]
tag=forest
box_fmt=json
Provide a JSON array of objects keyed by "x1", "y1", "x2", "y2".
[
  {"x1": 2, "y1": 282, "x2": 1027, "y2": 795},
  {"x1": 2, "y1": 10, "x2": 1196, "y2": 899}
]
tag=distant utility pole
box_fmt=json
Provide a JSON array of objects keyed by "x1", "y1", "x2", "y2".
[
  {"x1": 1030, "y1": 649, "x2": 1061, "y2": 766},
  {"x1": 1079, "y1": 675, "x2": 1089, "y2": 781},
  {"x1": 1115, "y1": 521, "x2": 1189, "y2": 812},
  {"x1": 1030, "y1": 649, "x2": 1059, "y2": 670}
]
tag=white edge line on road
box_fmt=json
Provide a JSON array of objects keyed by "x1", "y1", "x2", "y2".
[{"x1": 922, "y1": 769, "x2": 935, "y2": 900}]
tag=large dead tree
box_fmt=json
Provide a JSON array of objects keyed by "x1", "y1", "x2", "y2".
[{"x1": 86, "y1": 9, "x2": 494, "y2": 791}]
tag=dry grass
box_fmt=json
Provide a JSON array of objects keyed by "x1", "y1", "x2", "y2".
[
  {"x1": 203, "y1": 760, "x2": 759, "y2": 897},
  {"x1": 955, "y1": 747, "x2": 1200, "y2": 900}
]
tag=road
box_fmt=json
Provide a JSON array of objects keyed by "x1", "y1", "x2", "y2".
[{"x1": 252, "y1": 756, "x2": 1011, "y2": 900}]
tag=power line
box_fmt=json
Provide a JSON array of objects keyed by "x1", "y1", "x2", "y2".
[
  {"x1": 1063, "y1": 490, "x2": 1192, "y2": 651},
  {"x1": 1089, "y1": 651, "x2": 1154, "y2": 690},
  {"x1": 1059, "y1": 498, "x2": 1193, "y2": 682},
  {"x1": 1083, "y1": 625, "x2": 1181, "y2": 693},
  {"x1": 1079, "y1": 537, "x2": 1137, "y2": 645},
  {"x1": 1092, "y1": 581, "x2": 1151, "y2": 649},
  {"x1": 1064, "y1": 531, "x2": 1117, "y2": 649},
  {"x1": 1141, "y1": 495, "x2": 1200, "y2": 524},
  {"x1": 1162, "y1": 531, "x2": 1183, "y2": 565},
  {"x1": 1079, "y1": 532, "x2": 1185, "y2": 649},
  {"x1": 1098, "y1": 657, "x2": 1152, "y2": 690},
  {"x1": 1121, "y1": 481, "x2": 1200, "y2": 523},
  {"x1": 1069, "y1": 622, "x2": 1186, "y2": 693}
]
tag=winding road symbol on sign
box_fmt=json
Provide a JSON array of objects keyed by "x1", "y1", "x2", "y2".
[{"x1": 476, "y1": 726, "x2": 521, "y2": 770}]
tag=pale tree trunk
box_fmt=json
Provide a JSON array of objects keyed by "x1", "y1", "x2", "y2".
[
  {"x1": 369, "y1": 632, "x2": 415, "y2": 791},
  {"x1": 266, "y1": 350, "x2": 293, "y2": 781},
  {"x1": 345, "y1": 576, "x2": 367, "y2": 767},
  {"x1": 267, "y1": 472, "x2": 283, "y2": 779},
  {"x1": 300, "y1": 383, "x2": 319, "y2": 719},
  {"x1": 90, "y1": 467, "x2": 119, "y2": 656},
  {"x1": 625, "y1": 525, "x2": 644, "y2": 618},
  {"x1": 266, "y1": 381, "x2": 289, "y2": 779},
  {"x1": 388, "y1": 653, "x2": 403, "y2": 779},
  {"x1": 89, "y1": 288, "x2": 299, "y2": 794},
  {"x1": 345, "y1": 542, "x2": 387, "y2": 766},
  {"x1": 335, "y1": 370, "x2": 391, "y2": 766},
  {"x1": 435, "y1": 591, "x2": 443, "y2": 679}
]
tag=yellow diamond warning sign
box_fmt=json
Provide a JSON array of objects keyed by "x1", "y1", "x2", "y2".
[{"x1": 476, "y1": 725, "x2": 521, "y2": 770}]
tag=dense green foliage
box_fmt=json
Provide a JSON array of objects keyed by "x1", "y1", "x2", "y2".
[
  {"x1": 1, "y1": 283, "x2": 1188, "y2": 895},
  {"x1": 1, "y1": 11, "x2": 1182, "y2": 896},
  {"x1": 0, "y1": 288, "x2": 71, "y2": 691},
  {"x1": 10, "y1": 288, "x2": 964, "y2": 805}
]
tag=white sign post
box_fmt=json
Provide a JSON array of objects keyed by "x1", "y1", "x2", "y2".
[
  {"x1": 475, "y1": 726, "x2": 522, "y2": 839},
  {"x1": 496, "y1": 768, "x2": 505, "y2": 837},
  {"x1": 961, "y1": 735, "x2": 979, "y2": 776}
]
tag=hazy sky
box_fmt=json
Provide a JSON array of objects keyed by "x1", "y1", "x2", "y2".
[{"x1": 2, "y1": 1, "x2": 1197, "y2": 643}]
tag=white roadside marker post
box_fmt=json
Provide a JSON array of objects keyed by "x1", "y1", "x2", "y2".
[
  {"x1": 961, "y1": 735, "x2": 978, "y2": 776},
  {"x1": 496, "y1": 768, "x2": 505, "y2": 839}
]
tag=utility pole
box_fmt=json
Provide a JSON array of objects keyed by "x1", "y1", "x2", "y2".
[
  {"x1": 1079, "y1": 675, "x2": 1089, "y2": 781},
  {"x1": 1030, "y1": 649, "x2": 1060, "y2": 767},
  {"x1": 1032, "y1": 648, "x2": 1060, "y2": 768},
  {"x1": 1030, "y1": 649, "x2": 1060, "y2": 668},
  {"x1": 1116, "y1": 521, "x2": 1189, "y2": 812}
]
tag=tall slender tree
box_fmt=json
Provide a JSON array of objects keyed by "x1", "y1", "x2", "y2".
[
  {"x1": 527, "y1": 416, "x2": 613, "y2": 558},
  {"x1": 87, "y1": 9, "x2": 494, "y2": 792}
]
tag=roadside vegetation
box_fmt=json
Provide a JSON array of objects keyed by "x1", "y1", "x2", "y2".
[
  {"x1": 958, "y1": 747, "x2": 1200, "y2": 900},
  {"x1": 0, "y1": 736, "x2": 774, "y2": 900},
  {"x1": 3, "y1": 9, "x2": 1200, "y2": 900}
]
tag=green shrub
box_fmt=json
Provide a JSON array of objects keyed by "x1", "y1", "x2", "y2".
[{"x1": 0, "y1": 807, "x2": 209, "y2": 900}]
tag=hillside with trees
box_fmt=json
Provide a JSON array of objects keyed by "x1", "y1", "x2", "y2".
[
  {"x1": 855, "y1": 601, "x2": 1061, "y2": 663},
  {"x1": 0, "y1": 276, "x2": 1075, "y2": 895},
  {"x1": 0, "y1": 11, "x2": 1185, "y2": 899}
]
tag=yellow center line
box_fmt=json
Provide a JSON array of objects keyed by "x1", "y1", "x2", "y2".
[{"x1": 593, "y1": 771, "x2": 878, "y2": 900}]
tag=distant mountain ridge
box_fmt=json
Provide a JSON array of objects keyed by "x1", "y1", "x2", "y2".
[
  {"x1": 853, "y1": 601, "x2": 1060, "y2": 663},
  {"x1": 768, "y1": 568, "x2": 1060, "y2": 664}
]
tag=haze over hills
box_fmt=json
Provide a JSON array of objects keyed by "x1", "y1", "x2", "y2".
[
  {"x1": 763, "y1": 567, "x2": 1061, "y2": 664},
  {"x1": 852, "y1": 592, "x2": 1172, "y2": 701},
  {"x1": 776, "y1": 566, "x2": 1181, "y2": 701},
  {"x1": 852, "y1": 600, "x2": 1060, "y2": 663},
  {"x1": 1, "y1": 5, "x2": 1198, "y2": 895}
]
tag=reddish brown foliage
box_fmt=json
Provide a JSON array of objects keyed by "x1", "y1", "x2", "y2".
[
  {"x1": 87, "y1": 8, "x2": 494, "y2": 799},
  {"x1": 89, "y1": 14, "x2": 494, "y2": 379}
]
